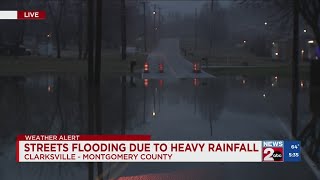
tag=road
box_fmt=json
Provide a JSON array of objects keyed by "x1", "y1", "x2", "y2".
[
  {"x1": 0, "y1": 39, "x2": 318, "y2": 180},
  {"x1": 107, "y1": 39, "x2": 318, "y2": 179},
  {"x1": 109, "y1": 78, "x2": 317, "y2": 180},
  {"x1": 142, "y1": 38, "x2": 214, "y2": 80}
]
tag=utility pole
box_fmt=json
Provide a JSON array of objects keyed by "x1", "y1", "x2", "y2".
[
  {"x1": 86, "y1": 0, "x2": 94, "y2": 179},
  {"x1": 95, "y1": 0, "x2": 102, "y2": 88},
  {"x1": 121, "y1": 0, "x2": 127, "y2": 61},
  {"x1": 95, "y1": 0, "x2": 103, "y2": 178},
  {"x1": 143, "y1": 2, "x2": 147, "y2": 52},
  {"x1": 292, "y1": 0, "x2": 299, "y2": 138},
  {"x1": 158, "y1": 7, "x2": 161, "y2": 38},
  {"x1": 210, "y1": 0, "x2": 213, "y2": 56},
  {"x1": 194, "y1": 8, "x2": 198, "y2": 51},
  {"x1": 153, "y1": 4, "x2": 156, "y2": 47},
  {"x1": 121, "y1": 76, "x2": 127, "y2": 134}
]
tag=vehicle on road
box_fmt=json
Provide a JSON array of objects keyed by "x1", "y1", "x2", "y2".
[
  {"x1": 193, "y1": 61, "x2": 201, "y2": 73},
  {"x1": 144, "y1": 61, "x2": 149, "y2": 73},
  {"x1": 159, "y1": 62, "x2": 164, "y2": 73}
]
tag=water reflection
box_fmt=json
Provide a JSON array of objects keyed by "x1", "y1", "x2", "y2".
[
  {"x1": 0, "y1": 74, "x2": 319, "y2": 179},
  {"x1": 0, "y1": 75, "x2": 311, "y2": 137},
  {"x1": 21, "y1": 75, "x2": 312, "y2": 135},
  {"x1": 298, "y1": 78, "x2": 320, "y2": 165},
  {"x1": 0, "y1": 76, "x2": 227, "y2": 139}
]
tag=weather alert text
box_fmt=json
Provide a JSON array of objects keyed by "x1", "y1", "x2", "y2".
[{"x1": 16, "y1": 135, "x2": 301, "y2": 163}]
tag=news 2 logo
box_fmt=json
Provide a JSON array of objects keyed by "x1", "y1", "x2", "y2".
[{"x1": 262, "y1": 140, "x2": 284, "y2": 162}]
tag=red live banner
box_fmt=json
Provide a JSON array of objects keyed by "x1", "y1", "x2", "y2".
[{"x1": 17, "y1": 11, "x2": 46, "y2": 20}]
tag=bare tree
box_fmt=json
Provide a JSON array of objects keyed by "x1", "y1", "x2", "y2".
[
  {"x1": 121, "y1": 0, "x2": 127, "y2": 61},
  {"x1": 76, "y1": 0, "x2": 85, "y2": 60},
  {"x1": 199, "y1": 2, "x2": 228, "y2": 49},
  {"x1": 47, "y1": 0, "x2": 66, "y2": 58},
  {"x1": 17, "y1": 0, "x2": 26, "y2": 45},
  {"x1": 14, "y1": 0, "x2": 37, "y2": 45},
  {"x1": 238, "y1": 0, "x2": 320, "y2": 45},
  {"x1": 298, "y1": 0, "x2": 320, "y2": 44},
  {"x1": 237, "y1": 0, "x2": 302, "y2": 138}
]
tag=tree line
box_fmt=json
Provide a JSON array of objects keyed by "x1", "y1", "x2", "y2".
[{"x1": 0, "y1": 0, "x2": 153, "y2": 59}]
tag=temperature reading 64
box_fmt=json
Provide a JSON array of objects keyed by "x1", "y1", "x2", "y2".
[
  {"x1": 284, "y1": 141, "x2": 301, "y2": 162},
  {"x1": 291, "y1": 144, "x2": 300, "y2": 149}
]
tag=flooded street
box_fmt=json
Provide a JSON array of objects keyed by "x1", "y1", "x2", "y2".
[
  {"x1": 0, "y1": 0, "x2": 319, "y2": 179},
  {"x1": 0, "y1": 74, "x2": 316, "y2": 179}
]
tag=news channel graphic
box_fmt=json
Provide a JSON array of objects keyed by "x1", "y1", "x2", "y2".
[
  {"x1": 0, "y1": 11, "x2": 46, "y2": 20},
  {"x1": 262, "y1": 140, "x2": 301, "y2": 162},
  {"x1": 16, "y1": 135, "x2": 301, "y2": 163}
]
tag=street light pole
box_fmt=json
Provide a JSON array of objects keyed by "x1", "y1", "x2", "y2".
[
  {"x1": 292, "y1": 0, "x2": 299, "y2": 138},
  {"x1": 153, "y1": 5, "x2": 156, "y2": 47},
  {"x1": 153, "y1": 88, "x2": 156, "y2": 117},
  {"x1": 158, "y1": 7, "x2": 161, "y2": 38},
  {"x1": 143, "y1": 2, "x2": 147, "y2": 52},
  {"x1": 210, "y1": 0, "x2": 214, "y2": 56},
  {"x1": 143, "y1": 85, "x2": 146, "y2": 123},
  {"x1": 86, "y1": 0, "x2": 94, "y2": 178},
  {"x1": 121, "y1": 0, "x2": 127, "y2": 61},
  {"x1": 121, "y1": 76, "x2": 127, "y2": 134},
  {"x1": 194, "y1": 8, "x2": 198, "y2": 51},
  {"x1": 95, "y1": 0, "x2": 102, "y2": 87},
  {"x1": 95, "y1": 0, "x2": 103, "y2": 177}
]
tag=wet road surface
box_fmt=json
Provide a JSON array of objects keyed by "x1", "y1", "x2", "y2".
[{"x1": 142, "y1": 38, "x2": 214, "y2": 80}]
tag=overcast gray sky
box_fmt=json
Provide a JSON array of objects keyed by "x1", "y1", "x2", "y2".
[{"x1": 150, "y1": 0, "x2": 232, "y2": 15}]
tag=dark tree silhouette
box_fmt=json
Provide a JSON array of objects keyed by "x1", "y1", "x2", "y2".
[
  {"x1": 121, "y1": 0, "x2": 127, "y2": 61},
  {"x1": 298, "y1": 0, "x2": 320, "y2": 45},
  {"x1": 238, "y1": 0, "x2": 320, "y2": 45},
  {"x1": 86, "y1": 0, "x2": 94, "y2": 179},
  {"x1": 198, "y1": 2, "x2": 228, "y2": 48},
  {"x1": 47, "y1": 0, "x2": 66, "y2": 58},
  {"x1": 237, "y1": 0, "x2": 302, "y2": 137},
  {"x1": 76, "y1": 0, "x2": 85, "y2": 60}
]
